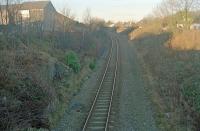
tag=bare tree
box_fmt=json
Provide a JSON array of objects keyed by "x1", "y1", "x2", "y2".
[
  {"x1": 0, "y1": 1, "x2": 4, "y2": 25},
  {"x1": 90, "y1": 17, "x2": 105, "y2": 31},
  {"x1": 83, "y1": 8, "x2": 92, "y2": 25},
  {"x1": 59, "y1": 5, "x2": 76, "y2": 48},
  {"x1": 154, "y1": 0, "x2": 179, "y2": 28},
  {"x1": 5, "y1": 0, "x2": 9, "y2": 24},
  {"x1": 154, "y1": 0, "x2": 200, "y2": 29},
  {"x1": 176, "y1": 0, "x2": 199, "y2": 23},
  {"x1": 2, "y1": 0, "x2": 22, "y2": 25},
  {"x1": 62, "y1": 6, "x2": 71, "y2": 19},
  {"x1": 154, "y1": 0, "x2": 177, "y2": 18},
  {"x1": 10, "y1": 0, "x2": 22, "y2": 25},
  {"x1": 62, "y1": 5, "x2": 75, "y2": 32}
]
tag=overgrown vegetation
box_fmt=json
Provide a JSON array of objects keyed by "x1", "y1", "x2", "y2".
[
  {"x1": 0, "y1": 37, "x2": 53, "y2": 130},
  {"x1": 149, "y1": 0, "x2": 200, "y2": 50},
  {"x1": 89, "y1": 59, "x2": 96, "y2": 70},
  {"x1": 0, "y1": 21, "x2": 110, "y2": 130},
  {"x1": 65, "y1": 51, "x2": 80, "y2": 73},
  {"x1": 128, "y1": 1, "x2": 200, "y2": 128},
  {"x1": 132, "y1": 32, "x2": 200, "y2": 130},
  {"x1": 129, "y1": 17, "x2": 200, "y2": 130},
  {"x1": 182, "y1": 76, "x2": 200, "y2": 112}
]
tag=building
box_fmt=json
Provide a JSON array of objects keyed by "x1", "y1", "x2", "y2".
[
  {"x1": 0, "y1": 1, "x2": 73, "y2": 32},
  {"x1": 190, "y1": 23, "x2": 200, "y2": 30},
  {"x1": 177, "y1": 24, "x2": 184, "y2": 28}
]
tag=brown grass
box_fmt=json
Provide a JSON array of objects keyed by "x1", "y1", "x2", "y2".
[
  {"x1": 0, "y1": 45, "x2": 53, "y2": 130},
  {"x1": 170, "y1": 30, "x2": 200, "y2": 50},
  {"x1": 129, "y1": 19, "x2": 162, "y2": 40},
  {"x1": 132, "y1": 31, "x2": 200, "y2": 130},
  {"x1": 129, "y1": 18, "x2": 200, "y2": 130}
]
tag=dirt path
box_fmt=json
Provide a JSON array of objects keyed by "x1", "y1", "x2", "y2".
[{"x1": 116, "y1": 33, "x2": 158, "y2": 131}]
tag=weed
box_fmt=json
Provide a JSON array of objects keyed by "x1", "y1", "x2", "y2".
[
  {"x1": 65, "y1": 51, "x2": 81, "y2": 73},
  {"x1": 89, "y1": 59, "x2": 96, "y2": 70}
]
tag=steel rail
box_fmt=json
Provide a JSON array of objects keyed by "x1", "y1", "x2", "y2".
[
  {"x1": 105, "y1": 39, "x2": 119, "y2": 131},
  {"x1": 82, "y1": 38, "x2": 114, "y2": 131}
]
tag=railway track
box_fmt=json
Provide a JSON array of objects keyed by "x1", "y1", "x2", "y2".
[{"x1": 82, "y1": 37, "x2": 119, "y2": 131}]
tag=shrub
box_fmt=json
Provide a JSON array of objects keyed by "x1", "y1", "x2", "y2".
[
  {"x1": 0, "y1": 67, "x2": 51, "y2": 130},
  {"x1": 65, "y1": 51, "x2": 80, "y2": 73},
  {"x1": 182, "y1": 76, "x2": 200, "y2": 112},
  {"x1": 89, "y1": 59, "x2": 96, "y2": 70}
]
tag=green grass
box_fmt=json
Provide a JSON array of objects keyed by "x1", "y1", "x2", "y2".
[
  {"x1": 182, "y1": 76, "x2": 200, "y2": 112},
  {"x1": 65, "y1": 51, "x2": 81, "y2": 73},
  {"x1": 89, "y1": 59, "x2": 96, "y2": 70}
]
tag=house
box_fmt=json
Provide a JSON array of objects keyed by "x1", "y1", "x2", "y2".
[
  {"x1": 177, "y1": 24, "x2": 184, "y2": 28},
  {"x1": 0, "y1": 1, "x2": 72, "y2": 32},
  {"x1": 107, "y1": 23, "x2": 115, "y2": 28},
  {"x1": 190, "y1": 23, "x2": 200, "y2": 30}
]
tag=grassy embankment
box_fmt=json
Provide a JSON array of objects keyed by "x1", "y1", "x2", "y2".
[
  {"x1": 129, "y1": 20, "x2": 200, "y2": 130},
  {"x1": 0, "y1": 27, "x2": 110, "y2": 130}
]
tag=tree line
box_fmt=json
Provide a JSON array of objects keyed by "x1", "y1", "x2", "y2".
[{"x1": 154, "y1": 0, "x2": 200, "y2": 28}]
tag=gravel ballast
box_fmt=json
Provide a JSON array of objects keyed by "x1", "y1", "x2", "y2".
[
  {"x1": 53, "y1": 32, "x2": 158, "y2": 131},
  {"x1": 116, "y1": 34, "x2": 158, "y2": 131}
]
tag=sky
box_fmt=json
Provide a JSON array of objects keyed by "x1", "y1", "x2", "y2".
[{"x1": 41, "y1": 0, "x2": 162, "y2": 22}]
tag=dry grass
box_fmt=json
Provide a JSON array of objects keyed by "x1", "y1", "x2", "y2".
[
  {"x1": 129, "y1": 18, "x2": 200, "y2": 130},
  {"x1": 170, "y1": 30, "x2": 200, "y2": 50},
  {"x1": 0, "y1": 25, "x2": 110, "y2": 130},
  {"x1": 129, "y1": 19, "x2": 162, "y2": 40},
  {"x1": 0, "y1": 44, "x2": 53, "y2": 130},
  {"x1": 132, "y1": 31, "x2": 200, "y2": 130},
  {"x1": 133, "y1": 33, "x2": 187, "y2": 130}
]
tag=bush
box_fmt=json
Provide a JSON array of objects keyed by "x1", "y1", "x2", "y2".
[
  {"x1": 65, "y1": 51, "x2": 80, "y2": 73},
  {"x1": 89, "y1": 59, "x2": 96, "y2": 70},
  {"x1": 182, "y1": 76, "x2": 200, "y2": 112},
  {"x1": 0, "y1": 74, "x2": 51, "y2": 130}
]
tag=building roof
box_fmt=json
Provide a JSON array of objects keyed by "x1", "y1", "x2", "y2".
[
  {"x1": 0, "y1": 1, "x2": 51, "y2": 10},
  {"x1": 21, "y1": 1, "x2": 51, "y2": 10}
]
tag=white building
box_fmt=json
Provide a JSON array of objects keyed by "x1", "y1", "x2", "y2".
[{"x1": 190, "y1": 23, "x2": 200, "y2": 30}]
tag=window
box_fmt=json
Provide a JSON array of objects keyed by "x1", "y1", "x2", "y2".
[{"x1": 20, "y1": 10, "x2": 30, "y2": 19}]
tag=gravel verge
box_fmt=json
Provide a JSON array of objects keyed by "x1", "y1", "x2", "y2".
[{"x1": 116, "y1": 33, "x2": 158, "y2": 131}]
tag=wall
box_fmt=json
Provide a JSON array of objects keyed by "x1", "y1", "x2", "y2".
[
  {"x1": 43, "y1": 3, "x2": 56, "y2": 32},
  {"x1": 0, "y1": 10, "x2": 9, "y2": 25}
]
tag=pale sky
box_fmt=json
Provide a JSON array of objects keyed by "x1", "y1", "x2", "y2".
[{"x1": 36, "y1": 0, "x2": 162, "y2": 22}]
